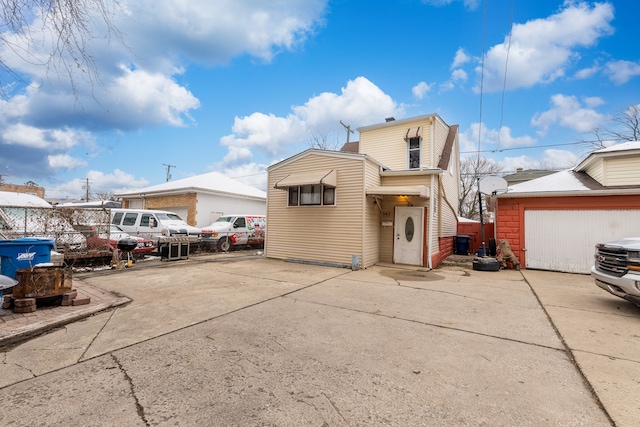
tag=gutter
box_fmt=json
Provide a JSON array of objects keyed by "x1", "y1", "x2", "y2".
[{"x1": 498, "y1": 188, "x2": 640, "y2": 199}]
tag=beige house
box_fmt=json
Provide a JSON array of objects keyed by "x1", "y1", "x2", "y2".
[{"x1": 266, "y1": 114, "x2": 460, "y2": 269}]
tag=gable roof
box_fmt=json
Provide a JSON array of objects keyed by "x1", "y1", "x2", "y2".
[
  {"x1": 499, "y1": 169, "x2": 640, "y2": 198},
  {"x1": 576, "y1": 141, "x2": 640, "y2": 171},
  {"x1": 115, "y1": 171, "x2": 266, "y2": 200},
  {"x1": 267, "y1": 148, "x2": 384, "y2": 172}
]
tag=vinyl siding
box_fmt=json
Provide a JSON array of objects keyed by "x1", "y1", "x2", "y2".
[
  {"x1": 266, "y1": 153, "x2": 368, "y2": 267},
  {"x1": 603, "y1": 157, "x2": 640, "y2": 186},
  {"x1": 586, "y1": 159, "x2": 604, "y2": 185},
  {"x1": 359, "y1": 118, "x2": 433, "y2": 170},
  {"x1": 363, "y1": 160, "x2": 382, "y2": 267}
]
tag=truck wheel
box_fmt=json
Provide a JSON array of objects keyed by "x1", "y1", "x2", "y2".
[{"x1": 218, "y1": 237, "x2": 231, "y2": 252}]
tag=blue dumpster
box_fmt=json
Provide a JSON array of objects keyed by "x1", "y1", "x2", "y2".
[
  {"x1": 0, "y1": 238, "x2": 56, "y2": 279},
  {"x1": 455, "y1": 235, "x2": 470, "y2": 255}
]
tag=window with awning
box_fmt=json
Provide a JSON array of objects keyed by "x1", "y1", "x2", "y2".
[
  {"x1": 274, "y1": 169, "x2": 336, "y2": 189},
  {"x1": 275, "y1": 170, "x2": 337, "y2": 206}
]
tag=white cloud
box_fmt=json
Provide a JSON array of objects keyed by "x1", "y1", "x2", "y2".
[
  {"x1": 0, "y1": 0, "x2": 329, "y2": 182},
  {"x1": 48, "y1": 155, "x2": 87, "y2": 170},
  {"x1": 223, "y1": 163, "x2": 269, "y2": 192},
  {"x1": 604, "y1": 60, "x2": 640, "y2": 85},
  {"x1": 451, "y1": 69, "x2": 468, "y2": 82},
  {"x1": 46, "y1": 169, "x2": 150, "y2": 200},
  {"x1": 476, "y1": 2, "x2": 614, "y2": 92},
  {"x1": 421, "y1": 0, "x2": 479, "y2": 11},
  {"x1": 451, "y1": 48, "x2": 471, "y2": 69},
  {"x1": 531, "y1": 94, "x2": 609, "y2": 135},
  {"x1": 412, "y1": 82, "x2": 433, "y2": 99},
  {"x1": 459, "y1": 122, "x2": 537, "y2": 154},
  {"x1": 574, "y1": 63, "x2": 600, "y2": 80},
  {"x1": 500, "y1": 149, "x2": 578, "y2": 172},
  {"x1": 220, "y1": 77, "x2": 401, "y2": 158}
]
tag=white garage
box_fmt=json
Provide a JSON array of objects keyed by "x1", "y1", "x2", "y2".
[{"x1": 524, "y1": 209, "x2": 640, "y2": 274}]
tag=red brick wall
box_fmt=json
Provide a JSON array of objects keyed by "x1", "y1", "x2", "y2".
[
  {"x1": 432, "y1": 236, "x2": 455, "y2": 268},
  {"x1": 496, "y1": 194, "x2": 640, "y2": 268}
]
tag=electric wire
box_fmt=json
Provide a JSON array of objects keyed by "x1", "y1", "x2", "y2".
[{"x1": 496, "y1": 0, "x2": 514, "y2": 153}]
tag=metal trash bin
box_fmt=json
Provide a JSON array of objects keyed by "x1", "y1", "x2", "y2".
[{"x1": 0, "y1": 238, "x2": 56, "y2": 279}]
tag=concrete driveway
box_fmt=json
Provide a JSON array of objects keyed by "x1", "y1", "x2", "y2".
[{"x1": 0, "y1": 255, "x2": 637, "y2": 426}]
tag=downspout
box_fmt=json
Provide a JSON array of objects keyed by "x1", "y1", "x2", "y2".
[{"x1": 428, "y1": 119, "x2": 436, "y2": 268}]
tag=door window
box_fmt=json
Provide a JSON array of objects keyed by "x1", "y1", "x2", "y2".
[
  {"x1": 405, "y1": 217, "x2": 415, "y2": 242},
  {"x1": 112, "y1": 212, "x2": 123, "y2": 225}
]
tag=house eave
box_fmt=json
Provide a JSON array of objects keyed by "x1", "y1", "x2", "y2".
[
  {"x1": 380, "y1": 168, "x2": 442, "y2": 177},
  {"x1": 498, "y1": 187, "x2": 640, "y2": 198}
]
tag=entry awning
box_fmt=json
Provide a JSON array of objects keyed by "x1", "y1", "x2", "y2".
[
  {"x1": 405, "y1": 126, "x2": 422, "y2": 140},
  {"x1": 274, "y1": 169, "x2": 337, "y2": 189},
  {"x1": 366, "y1": 185, "x2": 430, "y2": 198}
]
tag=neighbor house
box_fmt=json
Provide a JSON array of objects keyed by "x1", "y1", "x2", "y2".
[
  {"x1": 115, "y1": 171, "x2": 266, "y2": 228},
  {"x1": 266, "y1": 114, "x2": 460, "y2": 269},
  {"x1": 495, "y1": 141, "x2": 640, "y2": 273}
]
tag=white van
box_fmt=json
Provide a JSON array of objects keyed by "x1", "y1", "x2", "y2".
[
  {"x1": 200, "y1": 215, "x2": 265, "y2": 251},
  {"x1": 110, "y1": 209, "x2": 201, "y2": 244}
]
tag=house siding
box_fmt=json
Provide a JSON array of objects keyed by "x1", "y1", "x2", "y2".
[
  {"x1": 266, "y1": 153, "x2": 368, "y2": 267},
  {"x1": 359, "y1": 117, "x2": 434, "y2": 170},
  {"x1": 586, "y1": 160, "x2": 604, "y2": 185},
  {"x1": 603, "y1": 157, "x2": 640, "y2": 186},
  {"x1": 363, "y1": 160, "x2": 382, "y2": 267}
]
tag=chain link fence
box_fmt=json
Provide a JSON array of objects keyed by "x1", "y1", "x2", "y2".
[{"x1": 0, "y1": 206, "x2": 112, "y2": 259}]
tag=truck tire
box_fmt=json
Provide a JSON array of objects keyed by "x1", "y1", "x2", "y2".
[{"x1": 218, "y1": 237, "x2": 231, "y2": 252}]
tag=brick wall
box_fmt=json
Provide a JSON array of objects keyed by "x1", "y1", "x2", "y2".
[
  {"x1": 432, "y1": 236, "x2": 454, "y2": 268},
  {"x1": 0, "y1": 184, "x2": 45, "y2": 199}
]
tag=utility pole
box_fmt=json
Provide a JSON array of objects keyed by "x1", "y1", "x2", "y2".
[
  {"x1": 82, "y1": 177, "x2": 92, "y2": 201},
  {"x1": 340, "y1": 120, "x2": 354, "y2": 144},
  {"x1": 163, "y1": 163, "x2": 176, "y2": 182}
]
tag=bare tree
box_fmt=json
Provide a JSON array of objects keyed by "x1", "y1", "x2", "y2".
[
  {"x1": 578, "y1": 104, "x2": 640, "y2": 152},
  {"x1": 308, "y1": 127, "x2": 341, "y2": 151},
  {"x1": 459, "y1": 156, "x2": 503, "y2": 220},
  {"x1": 0, "y1": 0, "x2": 122, "y2": 98},
  {"x1": 94, "y1": 191, "x2": 115, "y2": 200}
]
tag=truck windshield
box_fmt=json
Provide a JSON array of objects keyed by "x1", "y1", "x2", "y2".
[
  {"x1": 217, "y1": 217, "x2": 233, "y2": 223},
  {"x1": 156, "y1": 213, "x2": 183, "y2": 221}
]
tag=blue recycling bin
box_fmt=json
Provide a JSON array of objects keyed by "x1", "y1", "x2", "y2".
[
  {"x1": 455, "y1": 235, "x2": 470, "y2": 255},
  {"x1": 0, "y1": 238, "x2": 56, "y2": 279}
]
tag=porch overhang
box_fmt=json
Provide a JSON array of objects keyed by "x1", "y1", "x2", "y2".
[
  {"x1": 366, "y1": 185, "x2": 430, "y2": 198},
  {"x1": 274, "y1": 169, "x2": 337, "y2": 189}
]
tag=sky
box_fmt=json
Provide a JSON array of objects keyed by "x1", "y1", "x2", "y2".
[{"x1": 0, "y1": 0, "x2": 638, "y2": 200}]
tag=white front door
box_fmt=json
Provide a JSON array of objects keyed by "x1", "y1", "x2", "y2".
[{"x1": 394, "y1": 207, "x2": 423, "y2": 265}]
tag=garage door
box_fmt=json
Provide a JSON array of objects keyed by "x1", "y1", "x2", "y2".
[{"x1": 524, "y1": 210, "x2": 640, "y2": 274}]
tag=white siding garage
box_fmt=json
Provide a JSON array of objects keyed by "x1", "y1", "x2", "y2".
[{"x1": 524, "y1": 210, "x2": 640, "y2": 273}]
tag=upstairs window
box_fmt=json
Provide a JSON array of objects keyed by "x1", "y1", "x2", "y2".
[
  {"x1": 288, "y1": 184, "x2": 336, "y2": 206},
  {"x1": 408, "y1": 137, "x2": 421, "y2": 169}
]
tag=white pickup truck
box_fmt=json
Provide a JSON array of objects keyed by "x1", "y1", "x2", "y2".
[
  {"x1": 200, "y1": 215, "x2": 265, "y2": 252},
  {"x1": 592, "y1": 237, "x2": 640, "y2": 307}
]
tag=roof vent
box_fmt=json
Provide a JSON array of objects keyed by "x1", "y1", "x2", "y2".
[{"x1": 385, "y1": 117, "x2": 395, "y2": 122}]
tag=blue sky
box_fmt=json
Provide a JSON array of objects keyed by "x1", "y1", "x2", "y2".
[{"x1": 1, "y1": 0, "x2": 638, "y2": 200}]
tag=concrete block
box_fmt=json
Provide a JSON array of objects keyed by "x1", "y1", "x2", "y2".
[
  {"x1": 14, "y1": 298, "x2": 36, "y2": 308},
  {"x1": 72, "y1": 297, "x2": 91, "y2": 306}
]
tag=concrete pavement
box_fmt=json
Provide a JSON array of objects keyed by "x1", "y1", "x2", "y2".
[{"x1": 0, "y1": 253, "x2": 637, "y2": 426}]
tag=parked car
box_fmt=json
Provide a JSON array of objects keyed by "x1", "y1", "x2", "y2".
[
  {"x1": 110, "y1": 209, "x2": 201, "y2": 245},
  {"x1": 200, "y1": 215, "x2": 266, "y2": 251},
  {"x1": 85, "y1": 225, "x2": 155, "y2": 256},
  {"x1": 591, "y1": 237, "x2": 640, "y2": 307}
]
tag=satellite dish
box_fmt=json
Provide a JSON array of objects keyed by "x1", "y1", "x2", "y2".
[{"x1": 479, "y1": 176, "x2": 508, "y2": 195}]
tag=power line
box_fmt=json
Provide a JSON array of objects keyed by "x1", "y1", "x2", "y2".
[
  {"x1": 460, "y1": 138, "x2": 628, "y2": 154},
  {"x1": 496, "y1": 0, "x2": 514, "y2": 152}
]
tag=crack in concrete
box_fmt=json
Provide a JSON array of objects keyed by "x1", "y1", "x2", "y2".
[
  {"x1": 520, "y1": 272, "x2": 616, "y2": 427},
  {"x1": 111, "y1": 353, "x2": 150, "y2": 426}
]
